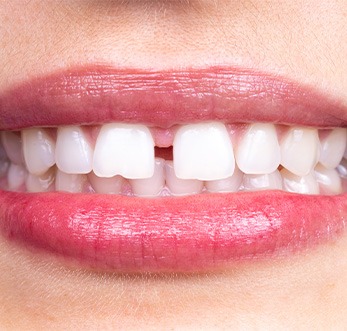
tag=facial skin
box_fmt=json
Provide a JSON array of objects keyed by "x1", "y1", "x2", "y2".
[{"x1": 0, "y1": 0, "x2": 347, "y2": 329}]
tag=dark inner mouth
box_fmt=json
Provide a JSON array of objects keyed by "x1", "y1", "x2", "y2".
[{"x1": 155, "y1": 146, "x2": 173, "y2": 160}]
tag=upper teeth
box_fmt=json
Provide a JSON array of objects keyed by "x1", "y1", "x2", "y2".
[{"x1": 0, "y1": 121, "x2": 346, "y2": 196}]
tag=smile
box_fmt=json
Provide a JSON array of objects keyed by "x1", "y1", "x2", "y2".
[{"x1": 0, "y1": 65, "x2": 346, "y2": 273}]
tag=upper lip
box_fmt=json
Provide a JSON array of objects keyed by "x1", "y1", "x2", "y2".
[{"x1": 0, "y1": 64, "x2": 346, "y2": 130}]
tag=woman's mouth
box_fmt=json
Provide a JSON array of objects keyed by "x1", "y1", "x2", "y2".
[{"x1": 0, "y1": 65, "x2": 346, "y2": 273}]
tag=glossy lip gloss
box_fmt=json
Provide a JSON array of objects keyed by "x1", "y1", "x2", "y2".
[{"x1": 0, "y1": 65, "x2": 346, "y2": 273}]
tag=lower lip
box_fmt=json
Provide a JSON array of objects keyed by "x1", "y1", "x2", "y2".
[{"x1": 0, "y1": 189, "x2": 345, "y2": 272}]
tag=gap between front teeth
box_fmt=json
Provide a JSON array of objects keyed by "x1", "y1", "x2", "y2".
[{"x1": 0, "y1": 121, "x2": 346, "y2": 197}]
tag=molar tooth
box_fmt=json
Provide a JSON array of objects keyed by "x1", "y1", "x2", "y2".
[
  {"x1": 93, "y1": 123, "x2": 155, "y2": 179},
  {"x1": 205, "y1": 166, "x2": 243, "y2": 192},
  {"x1": 56, "y1": 126, "x2": 93, "y2": 174},
  {"x1": 165, "y1": 161, "x2": 203, "y2": 196},
  {"x1": 26, "y1": 169, "x2": 55, "y2": 192},
  {"x1": 88, "y1": 172, "x2": 124, "y2": 194},
  {"x1": 7, "y1": 163, "x2": 27, "y2": 191},
  {"x1": 173, "y1": 122, "x2": 235, "y2": 180},
  {"x1": 1, "y1": 131, "x2": 24, "y2": 165},
  {"x1": 314, "y1": 164, "x2": 342, "y2": 195},
  {"x1": 130, "y1": 158, "x2": 165, "y2": 197},
  {"x1": 235, "y1": 123, "x2": 280, "y2": 174},
  {"x1": 242, "y1": 170, "x2": 282, "y2": 191},
  {"x1": 55, "y1": 170, "x2": 88, "y2": 193},
  {"x1": 281, "y1": 168, "x2": 319, "y2": 195},
  {"x1": 22, "y1": 128, "x2": 56, "y2": 175},
  {"x1": 280, "y1": 127, "x2": 320, "y2": 176},
  {"x1": 319, "y1": 128, "x2": 347, "y2": 169}
]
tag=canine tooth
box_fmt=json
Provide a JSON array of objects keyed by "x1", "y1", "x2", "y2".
[
  {"x1": 93, "y1": 123, "x2": 155, "y2": 179},
  {"x1": 56, "y1": 126, "x2": 93, "y2": 174},
  {"x1": 22, "y1": 128, "x2": 56, "y2": 175},
  {"x1": 205, "y1": 166, "x2": 243, "y2": 192},
  {"x1": 8, "y1": 163, "x2": 27, "y2": 191},
  {"x1": 319, "y1": 128, "x2": 347, "y2": 169},
  {"x1": 88, "y1": 172, "x2": 124, "y2": 194},
  {"x1": 314, "y1": 164, "x2": 342, "y2": 195},
  {"x1": 131, "y1": 158, "x2": 165, "y2": 197},
  {"x1": 280, "y1": 127, "x2": 319, "y2": 176},
  {"x1": 281, "y1": 168, "x2": 319, "y2": 195},
  {"x1": 243, "y1": 170, "x2": 282, "y2": 191},
  {"x1": 173, "y1": 122, "x2": 235, "y2": 180},
  {"x1": 26, "y1": 169, "x2": 55, "y2": 192},
  {"x1": 165, "y1": 161, "x2": 203, "y2": 196},
  {"x1": 236, "y1": 123, "x2": 280, "y2": 174},
  {"x1": 55, "y1": 170, "x2": 88, "y2": 193},
  {"x1": 1, "y1": 131, "x2": 24, "y2": 165}
]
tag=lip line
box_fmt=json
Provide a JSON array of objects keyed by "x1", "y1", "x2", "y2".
[{"x1": 0, "y1": 64, "x2": 346, "y2": 130}]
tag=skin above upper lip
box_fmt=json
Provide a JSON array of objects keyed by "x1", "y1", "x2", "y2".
[{"x1": 0, "y1": 65, "x2": 347, "y2": 273}]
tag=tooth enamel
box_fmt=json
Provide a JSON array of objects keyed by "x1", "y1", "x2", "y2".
[
  {"x1": 281, "y1": 168, "x2": 319, "y2": 195},
  {"x1": 0, "y1": 142, "x2": 9, "y2": 178},
  {"x1": 26, "y1": 169, "x2": 55, "y2": 192},
  {"x1": 280, "y1": 127, "x2": 320, "y2": 176},
  {"x1": 173, "y1": 122, "x2": 235, "y2": 180},
  {"x1": 1, "y1": 131, "x2": 24, "y2": 165},
  {"x1": 93, "y1": 123, "x2": 155, "y2": 179},
  {"x1": 314, "y1": 164, "x2": 342, "y2": 195},
  {"x1": 55, "y1": 170, "x2": 88, "y2": 193},
  {"x1": 56, "y1": 126, "x2": 93, "y2": 174},
  {"x1": 235, "y1": 123, "x2": 280, "y2": 174},
  {"x1": 242, "y1": 170, "x2": 282, "y2": 191},
  {"x1": 7, "y1": 163, "x2": 27, "y2": 191},
  {"x1": 165, "y1": 161, "x2": 203, "y2": 196},
  {"x1": 319, "y1": 128, "x2": 347, "y2": 169},
  {"x1": 205, "y1": 165, "x2": 243, "y2": 192},
  {"x1": 88, "y1": 172, "x2": 124, "y2": 194},
  {"x1": 22, "y1": 128, "x2": 56, "y2": 175},
  {"x1": 337, "y1": 158, "x2": 347, "y2": 178},
  {"x1": 130, "y1": 158, "x2": 165, "y2": 197}
]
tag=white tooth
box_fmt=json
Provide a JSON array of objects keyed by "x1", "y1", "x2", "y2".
[
  {"x1": 131, "y1": 158, "x2": 165, "y2": 197},
  {"x1": 55, "y1": 170, "x2": 88, "y2": 193},
  {"x1": 26, "y1": 169, "x2": 55, "y2": 192},
  {"x1": 235, "y1": 123, "x2": 280, "y2": 174},
  {"x1": 280, "y1": 127, "x2": 320, "y2": 176},
  {"x1": 205, "y1": 166, "x2": 243, "y2": 192},
  {"x1": 7, "y1": 163, "x2": 27, "y2": 191},
  {"x1": 165, "y1": 161, "x2": 203, "y2": 196},
  {"x1": 88, "y1": 172, "x2": 124, "y2": 194},
  {"x1": 319, "y1": 128, "x2": 347, "y2": 169},
  {"x1": 281, "y1": 168, "x2": 319, "y2": 195},
  {"x1": 93, "y1": 123, "x2": 155, "y2": 179},
  {"x1": 242, "y1": 170, "x2": 282, "y2": 191},
  {"x1": 22, "y1": 128, "x2": 56, "y2": 175},
  {"x1": 56, "y1": 126, "x2": 93, "y2": 174},
  {"x1": 314, "y1": 164, "x2": 342, "y2": 195},
  {"x1": 173, "y1": 122, "x2": 235, "y2": 180},
  {"x1": 1, "y1": 131, "x2": 24, "y2": 165}
]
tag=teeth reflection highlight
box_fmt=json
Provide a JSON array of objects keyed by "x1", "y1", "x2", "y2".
[
  {"x1": 236, "y1": 123, "x2": 280, "y2": 174},
  {"x1": 280, "y1": 127, "x2": 320, "y2": 176},
  {"x1": 23, "y1": 128, "x2": 56, "y2": 175},
  {"x1": 174, "y1": 122, "x2": 235, "y2": 180},
  {"x1": 93, "y1": 123, "x2": 155, "y2": 179},
  {"x1": 281, "y1": 169, "x2": 319, "y2": 195},
  {"x1": 314, "y1": 164, "x2": 342, "y2": 195},
  {"x1": 243, "y1": 170, "x2": 282, "y2": 191},
  {"x1": 56, "y1": 126, "x2": 93, "y2": 174},
  {"x1": 166, "y1": 161, "x2": 203, "y2": 196}
]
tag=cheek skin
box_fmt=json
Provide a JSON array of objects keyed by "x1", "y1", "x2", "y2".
[{"x1": 0, "y1": 0, "x2": 347, "y2": 329}]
